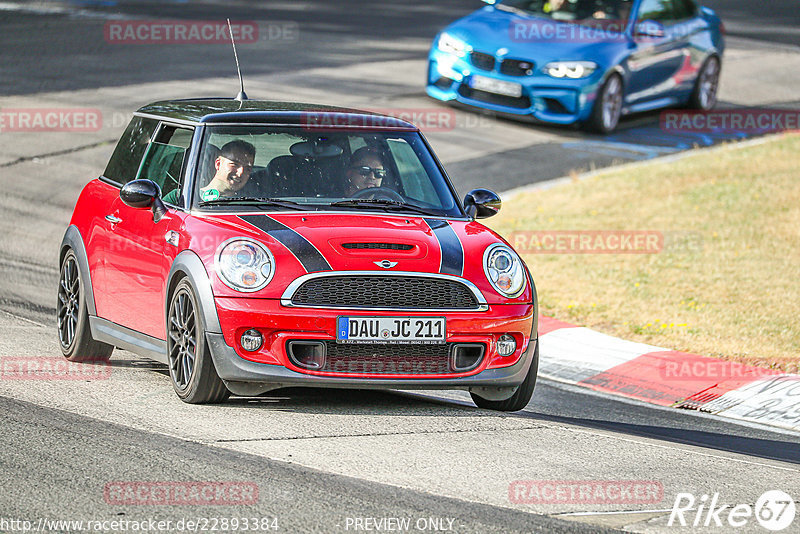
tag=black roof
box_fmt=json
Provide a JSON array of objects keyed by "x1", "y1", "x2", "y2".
[{"x1": 135, "y1": 99, "x2": 418, "y2": 130}]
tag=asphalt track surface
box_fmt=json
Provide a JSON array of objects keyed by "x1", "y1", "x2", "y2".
[
  {"x1": 1, "y1": 0, "x2": 797, "y2": 95},
  {"x1": 1, "y1": 1, "x2": 799, "y2": 532}
]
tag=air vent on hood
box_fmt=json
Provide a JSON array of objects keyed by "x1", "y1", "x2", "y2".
[{"x1": 342, "y1": 243, "x2": 414, "y2": 251}]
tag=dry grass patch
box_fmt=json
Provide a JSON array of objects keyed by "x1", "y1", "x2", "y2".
[{"x1": 486, "y1": 134, "x2": 800, "y2": 371}]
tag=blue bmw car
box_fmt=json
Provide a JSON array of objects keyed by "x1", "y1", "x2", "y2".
[{"x1": 427, "y1": 0, "x2": 724, "y2": 133}]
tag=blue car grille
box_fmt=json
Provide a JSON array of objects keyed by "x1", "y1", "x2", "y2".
[{"x1": 470, "y1": 51, "x2": 496, "y2": 71}]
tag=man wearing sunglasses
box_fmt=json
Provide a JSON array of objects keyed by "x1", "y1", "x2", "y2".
[
  {"x1": 199, "y1": 140, "x2": 256, "y2": 202},
  {"x1": 344, "y1": 147, "x2": 389, "y2": 197}
]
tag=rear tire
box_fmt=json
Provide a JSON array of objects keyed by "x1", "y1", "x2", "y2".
[
  {"x1": 585, "y1": 73, "x2": 624, "y2": 134},
  {"x1": 688, "y1": 56, "x2": 720, "y2": 110},
  {"x1": 167, "y1": 279, "x2": 230, "y2": 404},
  {"x1": 470, "y1": 339, "x2": 539, "y2": 412},
  {"x1": 57, "y1": 250, "x2": 113, "y2": 362}
]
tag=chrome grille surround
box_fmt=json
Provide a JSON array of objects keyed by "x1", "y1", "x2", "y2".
[{"x1": 281, "y1": 271, "x2": 488, "y2": 312}]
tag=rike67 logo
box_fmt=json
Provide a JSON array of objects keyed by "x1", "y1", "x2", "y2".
[{"x1": 668, "y1": 490, "x2": 796, "y2": 531}]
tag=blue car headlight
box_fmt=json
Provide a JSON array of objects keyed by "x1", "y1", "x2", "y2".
[
  {"x1": 544, "y1": 61, "x2": 598, "y2": 79},
  {"x1": 437, "y1": 32, "x2": 471, "y2": 58}
]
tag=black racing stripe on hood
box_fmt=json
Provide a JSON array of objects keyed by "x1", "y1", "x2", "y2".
[
  {"x1": 425, "y1": 219, "x2": 463, "y2": 276},
  {"x1": 239, "y1": 215, "x2": 332, "y2": 273}
]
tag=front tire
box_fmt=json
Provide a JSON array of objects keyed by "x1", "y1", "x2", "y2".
[
  {"x1": 585, "y1": 73, "x2": 624, "y2": 134},
  {"x1": 470, "y1": 339, "x2": 539, "y2": 412},
  {"x1": 57, "y1": 250, "x2": 113, "y2": 362},
  {"x1": 167, "y1": 279, "x2": 230, "y2": 404},
  {"x1": 688, "y1": 56, "x2": 720, "y2": 110}
]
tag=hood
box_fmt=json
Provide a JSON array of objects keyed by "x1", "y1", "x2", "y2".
[
  {"x1": 239, "y1": 212, "x2": 471, "y2": 274},
  {"x1": 188, "y1": 211, "x2": 529, "y2": 304},
  {"x1": 444, "y1": 6, "x2": 628, "y2": 65}
]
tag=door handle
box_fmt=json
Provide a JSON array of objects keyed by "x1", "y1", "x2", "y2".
[{"x1": 105, "y1": 215, "x2": 122, "y2": 224}]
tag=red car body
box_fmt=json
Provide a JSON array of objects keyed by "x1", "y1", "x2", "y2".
[{"x1": 59, "y1": 99, "x2": 539, "y2": 410}]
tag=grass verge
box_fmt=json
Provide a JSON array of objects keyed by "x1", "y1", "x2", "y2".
[{"x1": 486, "y1": 133, "x2": 800, "y2": 372}]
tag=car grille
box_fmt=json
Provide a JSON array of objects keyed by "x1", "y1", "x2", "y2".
[
  {"x1": 289, "y1": 275, "x2": 480, "y2": 309},
  {"x1": 500, "y1": 58, "x2": 534, "y2": 76},
  {"x1": 322, "y1": 341, "x2": 480, "y2": 375},
  {"x1": 470, "y1": 51, "x2": 496, "y2": 71},
  {"x1": 342, "y1": 243, "x2": 414, "y2": 251},
  {"x1": 458, "y1": 85, "x2": 531, "y2": 109}
]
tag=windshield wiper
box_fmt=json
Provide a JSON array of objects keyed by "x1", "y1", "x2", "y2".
[
  {"x1": 200, "y1": 197, "x2": 307, "y2": 211},
  {"x1": 329, "y1": 199, "x2": 441, "y2": 216},
  {"x1": 495, "y1": 4, "x2": 532, "y2": 16}
]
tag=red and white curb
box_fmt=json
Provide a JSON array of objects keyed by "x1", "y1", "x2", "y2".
[{"x1": 537, "y1": 316, "x2": 800, "y2": 433}]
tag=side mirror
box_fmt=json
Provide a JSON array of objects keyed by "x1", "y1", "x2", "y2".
[
  {"x1": 634, "y1": 20, "x2": 665, "y2": 38},
  {"x1": 463, "y1": 189, "x2": 501, "y2": 219},
  {"x1": 120, "y1": 179, "x2": 168, "y2": 222}
]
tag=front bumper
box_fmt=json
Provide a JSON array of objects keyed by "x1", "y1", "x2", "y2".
[
  {"x1": 427, "y1": 50, "x2": 601, "y2": 125},
  {"x1": 205, "y1": 297, "x2": 536, "y2": 394},
  {"x1": 208, "y1": 332, "x2": 537, "y2": 395}
]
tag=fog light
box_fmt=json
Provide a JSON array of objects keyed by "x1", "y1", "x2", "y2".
[
  {"x1": 240, "y1": 329, "x2": 263, "y2": 352},
  {"x1": 497, "y1": 334, "x2": 516, "y2": 356}
]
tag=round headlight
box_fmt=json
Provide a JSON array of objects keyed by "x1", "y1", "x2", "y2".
[
  {"x1": 483, "y1": 244, "x2": 526, "y2": 298},
  {"x1": 216, "y1": 238, "x2": 275, "y2": 292}
]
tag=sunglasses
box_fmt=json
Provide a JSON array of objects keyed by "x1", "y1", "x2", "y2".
[{"x1": 351, "y1": 166, "x2": 387, "y2": 179}]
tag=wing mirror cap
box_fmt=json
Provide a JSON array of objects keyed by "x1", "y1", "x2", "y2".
[
  {"x1": 120, "y1": 179, "x2": 167, "y2": 222},
  {"x1": 463, "y1": 188, "x2": 501, "y2": 219}
]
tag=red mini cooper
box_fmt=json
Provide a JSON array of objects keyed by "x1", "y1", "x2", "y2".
[{"x1": 58, "y1": 99, "x2": 538, "y2": 411}]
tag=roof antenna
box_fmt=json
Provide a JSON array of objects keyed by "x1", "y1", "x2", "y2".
[{"x1": 227, "y1": 18, "x2": 248, "y2": 101}]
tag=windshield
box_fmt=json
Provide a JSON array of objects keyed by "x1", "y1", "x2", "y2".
[
  {"x1": 193, "y1": 126, "x2": 463, "y2": 217},
  {"x1": 498, "y1": 0, "x2": 633, "y2": 25}
]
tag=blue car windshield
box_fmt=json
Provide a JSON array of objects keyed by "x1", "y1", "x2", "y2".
[{"x1": 498, "y1": 0, "x2": 633, "y2": 25}]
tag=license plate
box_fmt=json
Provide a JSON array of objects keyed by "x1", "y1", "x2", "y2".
[
  {"x1": 337, "y1": 317, "x2": 446, "y2": 344},
  {"x1": 469, "y1": 75, "x2": 523, "y2": 97}
]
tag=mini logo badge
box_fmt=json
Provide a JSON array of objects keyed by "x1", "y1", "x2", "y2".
[
  {"x1": 497, "y1": 47, "x2": 509, "y2": 56},
  {"x1": 374, "y1": 260, "x2": 398, "y2": 269}
]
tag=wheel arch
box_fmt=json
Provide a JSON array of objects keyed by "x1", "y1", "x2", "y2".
[
  {"x1": 165, "y1": 250, "x2": 222, "y2": 334},
  {"x1": 60, "y1": 225, "x2": 97, "y2": 316}
]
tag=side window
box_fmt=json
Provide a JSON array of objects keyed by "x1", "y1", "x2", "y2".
[
  {"x1": 387, "y1": 139, "x2": 439, "y2": 205},
  {"x1": 103, "y1": 116, "x2": 159, "y2": 185},
  {"x1": 136, "y1": 124, "x2": 194, "y2": 205},
  {"x1": 672, "y1": 0, "x2": 697, "y2": 20},
  {"x1": 637, "y1": 0, "x2": 676, "y2": 22}
]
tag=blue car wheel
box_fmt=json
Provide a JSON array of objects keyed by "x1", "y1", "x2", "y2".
[
  {"x1": 689, "y1": 56, "x2": 721, "y2": 111},
  {"x1": 586, "y1": 73, "x2": 623, "y2": 134}
]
